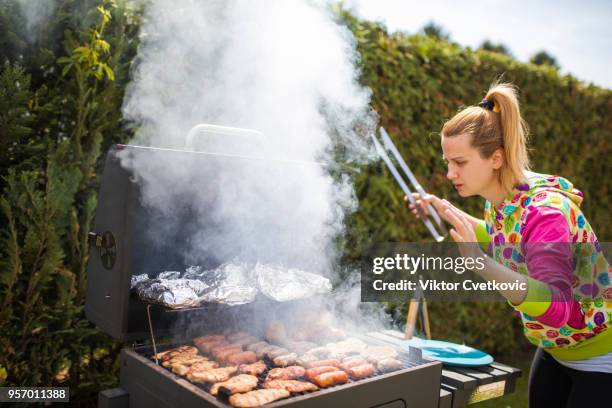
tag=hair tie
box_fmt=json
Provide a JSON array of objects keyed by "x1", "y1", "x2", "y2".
[
  {"x1": 478, "y1": 99, "x2": 494, "y2": 110},
  {"x1": 478, "y1": 99, "x2": 501, "y2": 113}
]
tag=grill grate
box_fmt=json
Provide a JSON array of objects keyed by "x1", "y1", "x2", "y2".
[{"x1": 139, "y1": 338, "x2": 425, "y2": 406}]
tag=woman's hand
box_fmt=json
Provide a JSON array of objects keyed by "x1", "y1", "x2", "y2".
[
  {"x1": 440, "y1": 201, "x2": 484, "y2": 260},
  {"x1": 404, "y1": 193, "x2": 445, "y2": 219}
]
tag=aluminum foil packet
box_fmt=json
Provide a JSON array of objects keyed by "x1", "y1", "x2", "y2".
[
  {"x1": 157, "y1": 271, "x2": 182, "y2": 280},
  {"x1": 133, "y1": 261, "x2": 331, "y2": 307},
  {"x1": 197, "y1": 262, "x2": 258, "y2": 305},
  {"x1": 135, "y1": 278, "x2": 209, "y2": 309},
  {"x1": 130, "y1": 273, "x2": 150, "y2": 289},
  {"x1": 253, "y1": 263, "x2": 332, "y2": 302}
]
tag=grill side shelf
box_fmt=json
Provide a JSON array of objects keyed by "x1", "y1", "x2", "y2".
[{"x1": 363, "y1": 330, "x2": 523, "y2": 408}]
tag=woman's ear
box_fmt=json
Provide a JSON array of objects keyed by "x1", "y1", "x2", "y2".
[{"x1": 492, "y1": 148, "x2": 504, "y2": 170}]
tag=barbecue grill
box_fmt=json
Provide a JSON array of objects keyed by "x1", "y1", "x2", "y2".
[{"x1": 86, "y1": 136, "x2": 444, "y2": 408}]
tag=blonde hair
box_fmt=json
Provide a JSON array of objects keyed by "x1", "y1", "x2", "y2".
[{"x1": 441, "y1": 82, "x2": 530, "y2": 194}]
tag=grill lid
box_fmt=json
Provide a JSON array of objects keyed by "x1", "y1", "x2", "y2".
[{"x1": 86, "y1": 142, "x2": 330, "y2": 342}]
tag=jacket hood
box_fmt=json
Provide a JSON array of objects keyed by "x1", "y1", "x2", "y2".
[{"x1": 494, "y1": 172, "x2": 584, "y2": 217}]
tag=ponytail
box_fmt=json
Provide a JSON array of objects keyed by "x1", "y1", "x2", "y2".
[{"x1": 441, "y1": 81, "x2": 530, "y2": 193}]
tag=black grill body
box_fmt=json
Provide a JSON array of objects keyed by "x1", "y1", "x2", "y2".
[{"x1": 88, "y1": 145, "x2": 443, "y2": 408}]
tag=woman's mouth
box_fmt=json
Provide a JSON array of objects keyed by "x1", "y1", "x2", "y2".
[{"x1": 454, "y1": 183, "x2": 463, "y2": 190}]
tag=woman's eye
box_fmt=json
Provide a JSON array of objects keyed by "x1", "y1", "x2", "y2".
[{"x1": 456, "y1": 161, "x2": 466, "y2": 166}]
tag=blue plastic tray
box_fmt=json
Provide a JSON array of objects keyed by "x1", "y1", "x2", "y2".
[{"x1": 400, "y1": 337, "x2": 493, "y2": 367}]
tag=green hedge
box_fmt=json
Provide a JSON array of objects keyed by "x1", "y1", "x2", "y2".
[
  {"x1": 0, "y1": 0, "x2": 139, "y2": 403},
  {"x1": 341, "y1": 13, "x2": 612, "y2": 354}
]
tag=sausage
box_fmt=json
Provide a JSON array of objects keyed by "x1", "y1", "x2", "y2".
[
  {"x1": 215, "y1": 347, "x2": 243, "y2": 362},
  {"x1": 311, "y1": 370, "x2": 349, "y2": 387},
  {"x1": 305, "y1": 359, "x2": 341, "y2": 368},
  {"x1": 305, "y1": 366, "x2": 338, "y2": 382},
  {"x1": 211, "y1": 343, "x2": 243, "y2": 355},
  {"x1": 267, "y1": 348, "x2": 290, "y2": 359},
  {"x1": 199, "y1": 339, "x2": 229, "y2": 353},
  {"x1": 246, "y1": 341, "x2": 269, "y2": 352},
  {"x1": 346, "y1": 363, "x2": 375, "y2": 379},
  {"x1": 377, "y1": 358, "x2": 403, "y2": 372},
  {"x1": 226, "y1": 351, "x2": 258, "y2": 365},
  {"x1": 273, "y1": 353, "x2": 298, "y2": 367},
  {"x1": 296, "y1": 354, "x2": 319, "y2": 367},
  {"x1": 338, "y1": 358, "x2": 368, "y2": 371}
]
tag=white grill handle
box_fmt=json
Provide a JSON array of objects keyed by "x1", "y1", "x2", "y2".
[{"x1": 185, "y1": 123, "x2": 265, "y2": 152}]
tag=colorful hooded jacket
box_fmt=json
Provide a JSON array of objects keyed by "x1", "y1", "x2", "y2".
[{"x1": 479, "y1": 172, "x2": 612, "y2": 360}]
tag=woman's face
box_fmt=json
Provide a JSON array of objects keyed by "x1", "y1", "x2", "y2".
[{"x1": 441, "y1": 133, "x2": 502, "y2": 197}]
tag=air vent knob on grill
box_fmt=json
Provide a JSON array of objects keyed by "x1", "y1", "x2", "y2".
[{"x1": 88, "y1": 231, "x2": 117, "y2": 270}]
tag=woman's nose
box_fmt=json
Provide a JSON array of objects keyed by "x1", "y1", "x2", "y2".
[{"x1": 447, "y1": 167, "x2": 457, "y2": 180}]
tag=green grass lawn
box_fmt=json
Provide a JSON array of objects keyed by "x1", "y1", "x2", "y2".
[{"x1": 471, "y1": 351, "x2": 533, "y2": 408}]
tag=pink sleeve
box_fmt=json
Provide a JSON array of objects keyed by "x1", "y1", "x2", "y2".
[{"x1": 521, "y1": 206, "x2": 585, "y2": 329}]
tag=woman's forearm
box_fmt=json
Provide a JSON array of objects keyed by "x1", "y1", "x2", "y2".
[{"x1": 478, "y1": 256, "x2": 528, "y2": 304}]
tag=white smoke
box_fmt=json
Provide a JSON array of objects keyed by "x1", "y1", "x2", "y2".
[
  {"x1": 16, "y1": 0, "x2": 57, "y2": 42},
  {"x1": 122, "y1": 0, "x2": 376, "y2": 276}
]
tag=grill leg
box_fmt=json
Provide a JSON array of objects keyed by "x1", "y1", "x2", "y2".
[{"x1": 99, "y1": 388, "x2": 129, "y2": 408}]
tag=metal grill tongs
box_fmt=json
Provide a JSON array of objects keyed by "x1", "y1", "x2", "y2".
[{"x1": 371, "y1": 127, "x2": 448, "y2": 242}]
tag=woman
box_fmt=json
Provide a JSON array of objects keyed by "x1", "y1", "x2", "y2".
[{"x1": 408, "y1": 82, "x2": 612, "y2": 405}]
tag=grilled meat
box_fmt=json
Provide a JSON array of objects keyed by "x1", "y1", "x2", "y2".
[
  {"x1": 234, "y1": 336, "x2": 260, "y2": 348},
  {"x1": 238, "y1": 360, "x2": 267, "y2": 376},
  {"x1": 266, "y1": 366, "x2": 306, "y2": 381},
  {"x1": 328, "y1": 338, "x2": 368, "y2": 354},
  {"x1": 362, "y1": 346, "x2": 398, "y2": 363},
  {"x1": 227, "y1": 332, "x2": 252, "y2": 342},
  {"x1": 311, "y1": 370, "x2": 349, "y2": 387},
  {"x1": 171, "y1": 364, "x2": 190, "y2": 376},
  {"x1": 267, "y1": 347, "x2": 290, "y2": 360},
  {"x1": 193, "y1": 336, "x2": 227, "y2": 352},
  {"x1": 199, "y1": 339, "x2": 229, "y2": 353},
  {"x1": 161, "y1": 354, "x2": 209, "y2": 368},
  {"x1": 246, "y1": 341, "x2": 269, "y2": 352},
  {"x1": 304, "y1": 359, "x2": 341, "y2": 369},
  {"x1": 227, "y1": 351, "x2": 258, "y2": 365},
  {"x1": 346, "y1": 363, "x2": 375, "y2": 379},
  {"x1": 283, "y1": 341, "x2": 317, "y2": 355},
  {"x1": 338, "y1": 358, "x2": 368, "y2": 371},
  {"x1": 211, "y1": 342, "x2": 243, "y2": 355},
  {"x1": 296, "y1": 354, "x2": 318, "y2": 367},
  {"x1": 264, "y1": 379, "x2": 319, "y2": 393},
  {"x1": 214, "y1": 347, "x2": 243, "y2": 362},
  {"x1": 256, "y1": 345, "x2": 280, "y2": 359},
  {"x1": 228, "y1": 389, "x2": 290, "y2": 407},
  {"x1": 377, "y1": 358, "x2": 403, "y2": 373},
  {"x1": 154, "y1": 345, "x2": 198, "y2": 361},
  {"x1": 190, "y1": 361, "x2": 221, "y2": 371},
  {"x1": 342, "y1": 355, "x2": 366, "y2": 364},
  {"x1": 210, "y1": 374, "x2": 258, "y2": 396},
  {"x1": 172, "y1": 360, "x2": 218, "y2": 376},
  {"x1": 305, "y1": 366, "x2": 338, "y2": 382},
  {"x1": 304, "y1": 347, "x2": 329, "y2": 359},
  {"x1": 273, "y1": 353, "x2": 298, "y2": 367},
  {"x1": 186, "y1": 366, "x2": 237, "y2": 383}
]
